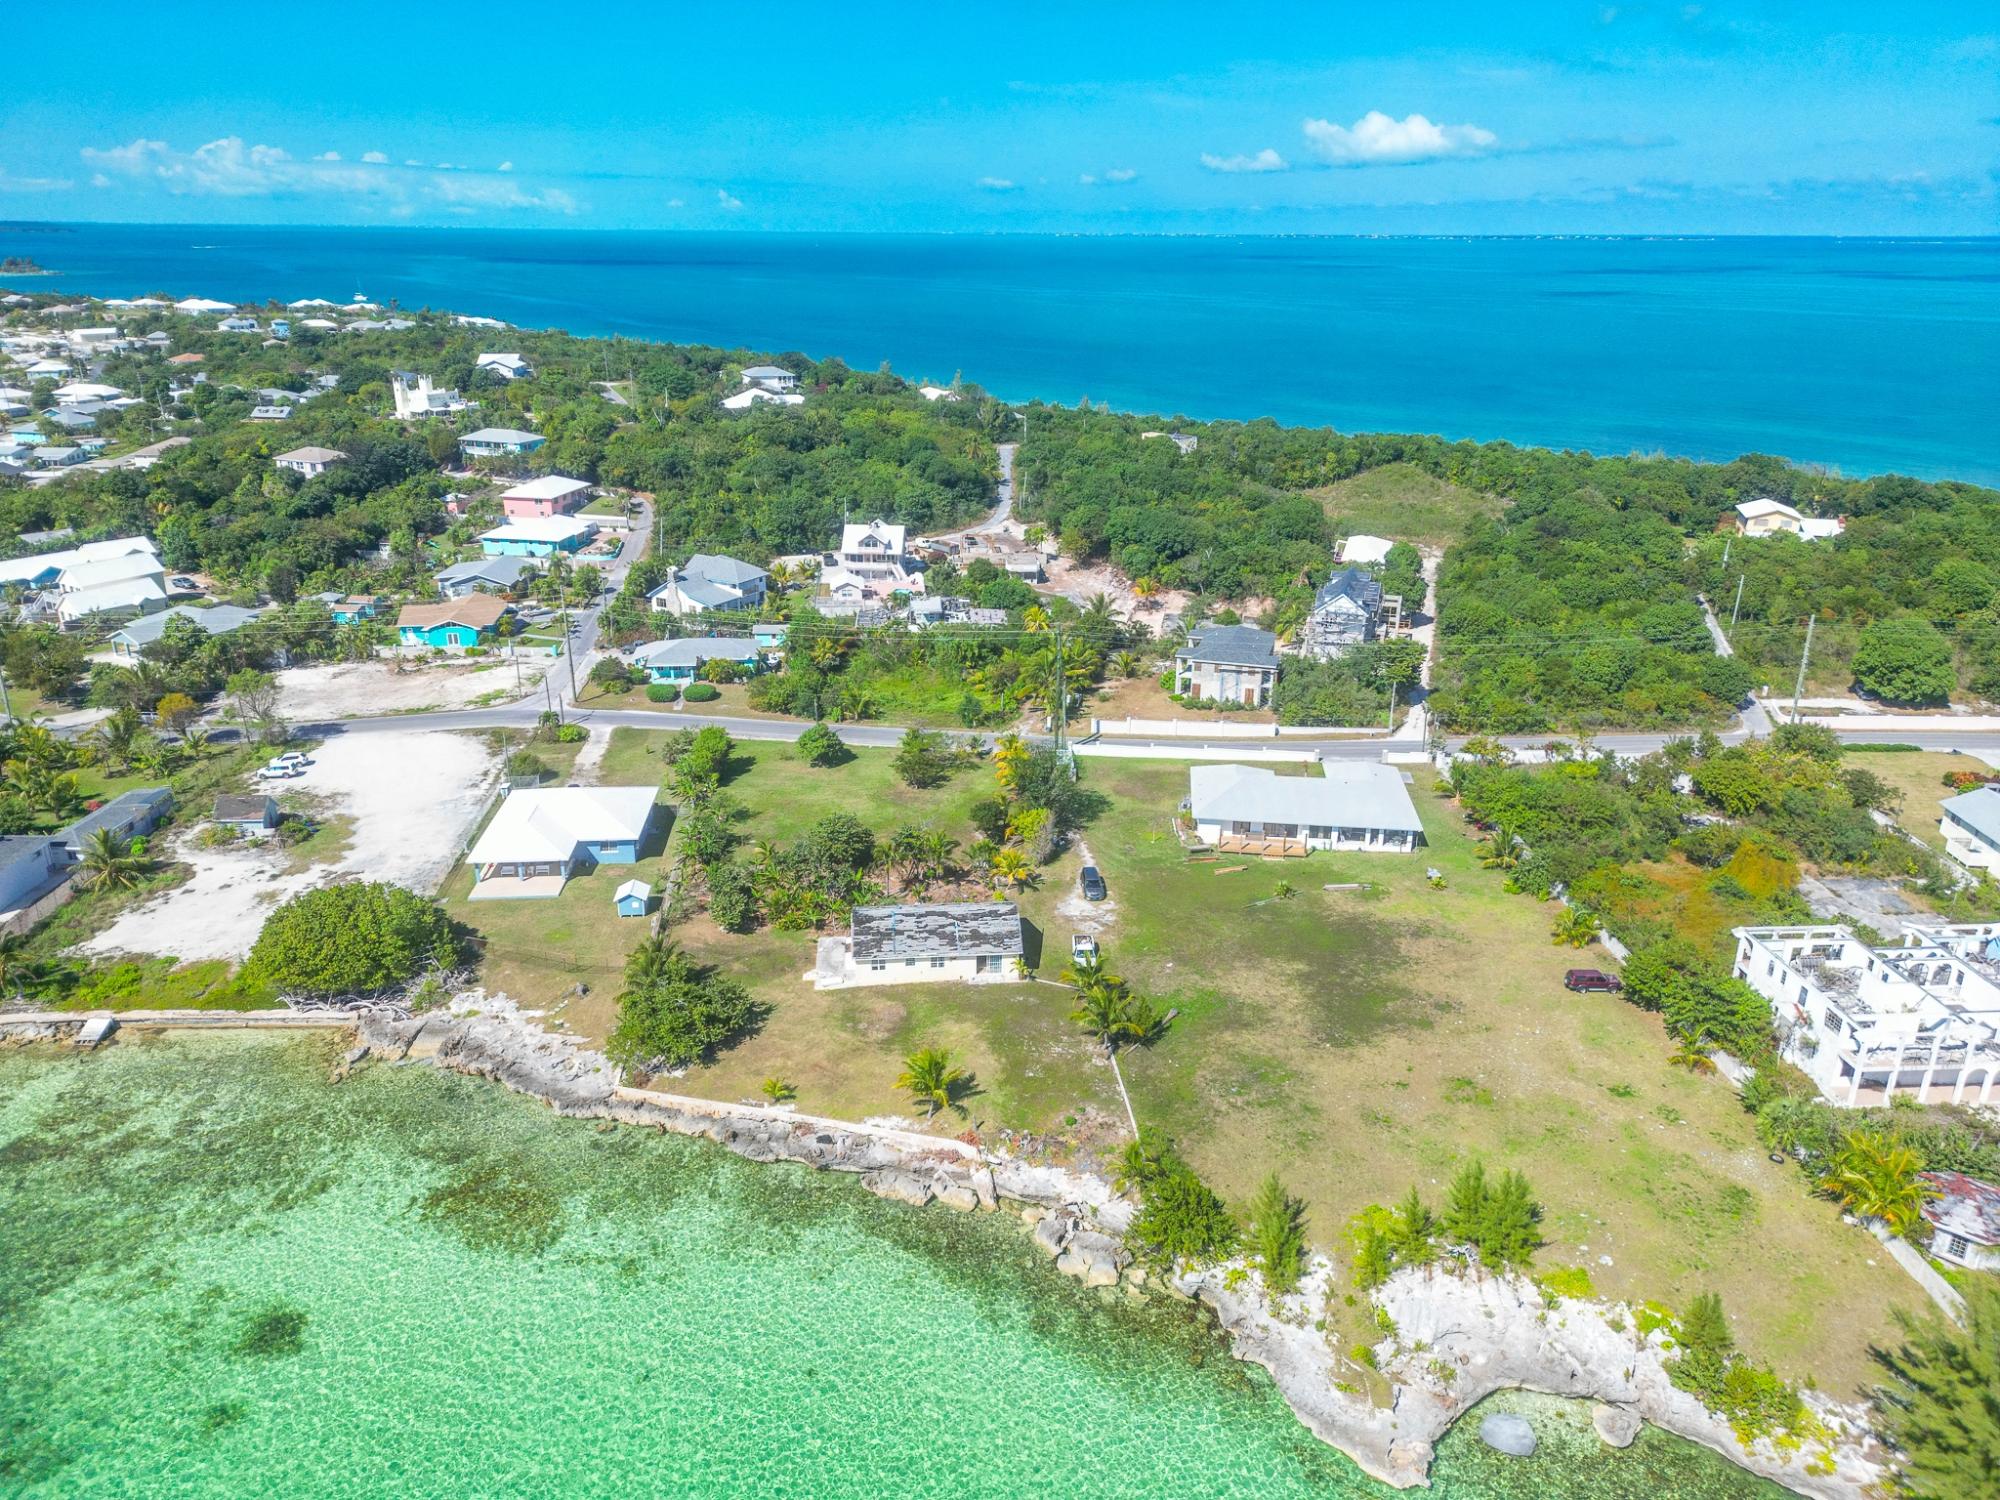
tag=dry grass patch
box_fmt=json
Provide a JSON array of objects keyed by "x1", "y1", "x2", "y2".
[{"x1": 1308, "y1": 462, "x2": 1503, "y2": 548}]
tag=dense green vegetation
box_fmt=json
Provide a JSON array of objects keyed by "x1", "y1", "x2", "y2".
[
  {"x1": 1694, "y1": 489, "x2": 2000, "y2": 705},
  {"x1": 605, "y1": 931, "x2": 757, "y2": 1072},
  {"x1": 1872, "y1": 1281, "x2": 2000, "y2": 1500},
  {"x1": 244, "y1": 881, "x2": 460, "y2": 997}
]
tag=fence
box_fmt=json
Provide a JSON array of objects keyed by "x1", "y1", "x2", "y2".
[
  {"x1": 1091, "y1": 717, "x2": 1387, "y2": 740},
  {"x1": 0, "y1": 874, "x2": 74, "y2": 938}
]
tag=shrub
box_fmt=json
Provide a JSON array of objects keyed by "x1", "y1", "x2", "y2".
[
  {"x1": 553, "y1": 724, "x2": 586, "y2": 744},
  {"x1": 606, "y1": 933, "x2": 757, "y2": 1070},
  {"x1": 1244, "y1": 1173, "x2": 1310, "y2": 1294},
  {"x1": 1119, "y1": 1132, "x2": 1238, "y2": 1266},
  {"x1": 795, "y1": 721, "x2": 847, "y2": 767},
  {"x1": 645, "y1": 683, "x2": 678, "y2": 703},
  {"x1": 246, "y1": 882, "x2": 458, "y2": 997},
  {"x1": 683, "y1": 682, "x2": 720, "y2": 703}
]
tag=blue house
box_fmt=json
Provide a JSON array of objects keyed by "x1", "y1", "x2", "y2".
[
  {"x1": 628, "y1": 638, "x2": 763, "y2": 684},
  {"x1": 459, "y1": 427, "x2": 546, "y2": 460},
  {"x1": 614, "y1": 879, "x2": 653, "y2": 918},
  {"x1": 465, "y1": 787, "x2": 660, "y2": 899},
  {"x1": 479, "y1": 517, "x2": 596, "y2": 558},
  {"x1": 751, "y1": 622, "x2": 789, "y2": 651},
  {"x1": 397, "y1": 594, "x2": 510, "y2": 648}
]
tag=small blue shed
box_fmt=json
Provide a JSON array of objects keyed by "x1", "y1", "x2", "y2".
[{"x1": 614, "y1": 879, "x2": 653, "y2": 918}]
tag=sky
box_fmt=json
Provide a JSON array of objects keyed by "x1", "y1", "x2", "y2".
[{"x1": 1, "y1": 2, "x2": 1994, "y2": 235}]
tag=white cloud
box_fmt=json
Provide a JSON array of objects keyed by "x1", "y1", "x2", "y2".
[
  {"x1": 1300, "y1": 110, "x2": 1497, "y2": 166},
  {"x1": 1199, "y1": 148, "x2": 1288, "y2": 173},
  {"x1": 667, "y1": 197, "x2": 685, "y2": 209},
  {"x1": 977, "y1": 176, "x2": 1019, "y2": 191},
  {"x1": 362, "y1": 151, "x2": 389, "y2": 164},
  {"x1": 0, "y1": 168, "x2": 74, "y2": 192},
  {"x1": 90, "y1": 173, "x2": 112, "y2": 189},
  {"x1": 716, "y1": 188, "x2": 743, "y2": 210},
  {"x1": 1081, "y1": 168, "x2": 1138, "y2": 186},
  {"x1": 79, "y1": 137, "x2": 575, "y2": 213},
  {"x1": 498, "y1": 161, "x2": 514, "y2": 172}
]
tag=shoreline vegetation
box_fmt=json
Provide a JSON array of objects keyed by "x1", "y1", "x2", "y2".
[{"x1": 0, "y1": 1004, "x2": 1879, "y2": 1496}]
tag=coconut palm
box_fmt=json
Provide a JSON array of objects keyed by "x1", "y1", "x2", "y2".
[
  {"x1": 77, "y1": 829, "x2": 150, "y2": 893},
  {"x1": 90, "y1": 707, "x2": 151, "y2": 774},
  {"x1": 988, "y1": 847, "x2": 1034, "y2": 891},
  {"x1": 0, "y1": 932, "x2": 42, "y2": 999},
  {"x1": 1668, "y1": 1033, "x2": 1719, "y2": 1074},
  {"x1": 1479, "y1": 816, "x2": 1524, "y2": 870},
  {"x1": 1820, "y1": 1129, "x2": 1936, "y2": 1237},
  {"x1": 1550, "y1": 905, "x2": 1600, "y2": 949},
  {"x1": 759, "y1": 1077, "x2": 797, "y2": 1105},
  {"x1": 895, "y1": 1046, "x2": 969, "y2": 1120}
]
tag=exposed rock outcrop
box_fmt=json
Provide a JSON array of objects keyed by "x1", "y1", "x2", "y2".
[
  {"x1": 1593, "y1": 1403, "x2": 1641, "y2": 1449},
  {"x1": 1479, "y1": 1413, "x2": 1537, "y2": 1457}
]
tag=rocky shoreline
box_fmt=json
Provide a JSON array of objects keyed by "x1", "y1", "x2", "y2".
[{"x1": 10, "y1": 1000, "x2": 1889, "y2": 1497}]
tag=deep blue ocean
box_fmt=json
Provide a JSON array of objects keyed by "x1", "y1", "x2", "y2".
[{"x1": 4, "y1": 222, "x2": 1995, "y2": 483}]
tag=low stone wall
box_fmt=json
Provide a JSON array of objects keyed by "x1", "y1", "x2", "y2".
[{"x1": 0, "y1": 875, "x2": 75, "y2": 938}]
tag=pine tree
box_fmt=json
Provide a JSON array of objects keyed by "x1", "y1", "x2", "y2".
[
  {"x1": 1872, "y1": 1281, "x2": 2000, "y2": 1500},
  {"x1": 1480, "y1": 1170, "x2": 1543, "y2": 1269},
  {"x1": 1351, "y1": 1223, "x2": 1393, "y2": 1291},
  {"x1": 1244, "y1": 1174, "x2": 1310, "y2": 1295},
  {"x1": 1442, "y1": 1160, "x2": 1489, "y2": 1245},
  {"x1": 1388, "y1": 1186, "x2": 1436, "y2": 1267},
  {"x1": 1676, "y1": 1291, "x2": 1735, "y2": 1384}
]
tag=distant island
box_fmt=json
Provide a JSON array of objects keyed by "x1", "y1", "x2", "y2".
[{"x1": 0, "y1": 256, "x2": 53, "y2": 275}]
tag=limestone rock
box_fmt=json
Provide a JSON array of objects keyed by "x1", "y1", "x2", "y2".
[
  {"x1": 860, "y1": 1169, "x2": 933, "y2": 1207},
  {"x1": 934, "y1": 1182, "x2": 981, "y2": 1213},
  {"x1": 1056, "y1": 1229, "x2": 1127, "y2": 1287},
  {"x1": 1592, "y1": 1403, "x2": 1641, "y2": 1448},
  {"x1": 969, "y1": 1165, "x2": 998, "y2": 1210},
  {"x1": 1033, "y1": 1209, "x2": 1076, "y2": 1258},
  {"x1": 1478, "y1": 1413, "x2": 1537, "y2": 1457}
]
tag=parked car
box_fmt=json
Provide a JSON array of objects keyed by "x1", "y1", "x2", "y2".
[
  {"x1": 1071, "y1": 933, "x2": 1099, "y2": 963},
  {"x1": 254, "y1": 763, "x2": 303, "y2": 781},
  {"x1": 1564, "y1": 968, "x2": 1621, "y2": 993},
  {"x1": 1079, "y1": 865, "x2": 1107, "y2": 902},
  {"x1": 269, "y1": 751, "x2": 312, "y2": 770}
]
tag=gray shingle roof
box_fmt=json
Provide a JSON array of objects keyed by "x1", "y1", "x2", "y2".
[
  {"x1": 1314, "y1": 566, "x2": 1383, "y2": 612},
  {"x1": 436, "y1": 556, "x2": 536, "y2": 588},
  {"x1": 682, "y1": 553, "x2": 768, "y2": 588},
  {"x1": 1175, "y1": 623, "x2": 1279, "y2": 669},
  {"x1": 849, "y1": 902, "x2": 1024, "y2": 962}
]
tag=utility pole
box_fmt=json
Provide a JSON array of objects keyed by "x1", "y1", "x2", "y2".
[
  {"x1": 561, "y1": 606, "x2": 580, "y2": 703},
  {"x1": 0, "y1": 666, "x2": 12, "y2": 724},
  {"x1": 1730, "y1": 573, "x2": 1746, "y2": 628},
  {"x1": 1388, "y1": 680, "x2": 1397, "y2": 733},
  {"x1": 1791, "y1": 613, "x2": 1816, "y2": 724},
  {"x1": 1051, "y1": 628, "x2": 1070, "y2": 773},
  {"x1": 1721, "y1": 536, "x2": 1732, "y2": 567}
]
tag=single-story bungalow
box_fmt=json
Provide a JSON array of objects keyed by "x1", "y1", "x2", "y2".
[
  {"x1": 0, "y1": 535, "x2": 156, "y2": 591},
  {"x1": 327, "y1": 595, "x2": 378, "y2": 624},
  {"x1": 628, "y1": 638, "x2": 763, "y2": 683},
  {"x1": 58, "y1": 551, "x2": 166, "y2": 595},
  {"x1": 33, "y1": 446, "x2": 84, "y2": 469},
  {"x1": 1187, "y1": 762, "x2": 1425, "y2": 855},
  {"x1": 212, "y1": 794, "x2": 280, "y2": 838},
  {"x1": 740, "y1": 364, "x2": 799, "y2": 392},
  {"x1": 720, "y1": 386, "x2": 804, "y2": 411},
  {"x1": 812, "y1": 901, "x2": 1025, "y2": 990},
  {"x1": 108, "y1": 603, "x2": 262, "y2": 656},
  {"x1": 57, "y1": 576, "x2": 169, "y2": 625},
  {"x1": 1919, "y1": 1170, "x2": 2000, "y2": 1270},
  {"x1": 459, "y1": 427, "x2": 545, "y2": 459},
  {"x1": 0, "y1": 834, "x2": 68, "y2": 915},
  {"x1": 273, "y1": 446, "x2": 347, "y2": 478},
  {"x1": 479, "y1": 516, "x2": 596, "y2": 557},
  {"x1": 1940, "y1": 785, "x2": 2000, "y2": 876},
  {"x1": 500, "y1": 475, "x2": 594, "y2": 519},
  {"x1": 477, "y1": 352, "x2": 533, "y2": 380},
  {"x1": 56, "y1": 787, "x2": 174, "y2": 861},
  {"x1": 397, "y1": 594, "x2": 511, "y2": 649},
  {"x1": 464, "y1": 786, "x2": 660, "y2": 898},
  {"x1": 435, "y1": 556, "x2": 537, "y2": 598}
]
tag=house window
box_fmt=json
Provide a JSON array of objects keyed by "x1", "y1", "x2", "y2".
[
  {"x1": 1798, "y1": 986, "x2": 1808, "y2": 1005},
  {"x1": 869, "y1": 960, "x2": 887, "y2": 973},
  {"x1": 1309, "y1": 825, "x2": 1331, "y2": 840},
  {"x1": 1824, "y1": 1011, "x2": 1842, "y2": 1034},
  {"x1": 1944, "y1": 1234, "x2": 1970, "y2": 1260},
  {"x1": 930, "y1": 957, "x2": 946, "y2": 969},
  {"x1": 905, "y1": 958, "x2": 918, "y2": 968},
  {"x1": 1766, "y1": 960, "x2": 1775, "y2": 977},
  {"x1": 597, "y1": 842, "x2": 622, "y2": 853}
]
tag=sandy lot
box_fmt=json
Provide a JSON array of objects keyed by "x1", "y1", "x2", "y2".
[
  {"x1": 278, "y1": 658, "x2": 551, "y2": 719},
  {"x1": 81, "y1": 730, "x2": 499, "y2": 963}
]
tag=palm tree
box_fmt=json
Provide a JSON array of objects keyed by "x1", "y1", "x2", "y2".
[
  {"x1": 1668, "y1": 1033, "x2": 1719, "y2": 1073},
  {"x1": 988, "y1": 847, "x2": 1033, "y2": 891},
  {"x1": 90, "y1": 707, "x2": 151, "y2": 774},
  {"x1": 1479, "y1": 815, "x2": 1524, "y2": 870},
  {"x1": 179, "y1": 726, "x2": 211, "y2": 759},
  {"x1": 1820, "y1": 1129, "x2": 1936, "y2": 1237},
  {"x1": 77, "y1": 829, "x2": 150, "y2": 892},
  {"x1": 759, "y1": 1077, "x2": 797, "y2": 1105},
  {"x1": 895, "y1": 1046, "x2": 969, "y2": 1121},
  {"x1": 1110, "y1": 650, "x2": 1142, "y2": 679},
  {"x1": 1550, "y1": 905, "x2": 1600, "y2": 949},
  {"x1": 992, "y1": 732, "x2": 1028, "y2": 793},
  {"x1": 0, "y1": 932, "x2": 41, "y2": 999},
  {"x1": 1132, "y1": 576, "x2": 1161, "y2": 603}
]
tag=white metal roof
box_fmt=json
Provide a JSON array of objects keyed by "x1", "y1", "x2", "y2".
[
  {"x1": 1736, "y1": 498, "x2": 1803, "y2": 521},
  {"x1": 1189, "y1": 762, "x2": 1423, "y2": 834},
  {"x1": 500, "y1": 475, "x2": 592, "y2": 502},
  {"x1": 56, "y1": 577, "x2": 168, "y2": 620},
  {"x1": 58, "y1": 552, "x2": 166, "y2": 592},
  {"x1": 479, "y1": 516, "x2": 596, "y2": 544},
  {"x1": 468, "y1": 787, "x2": 658, "y2": 866},
  {"x1": 460, "y1": 427, "x2": 544, "y2": 445}
]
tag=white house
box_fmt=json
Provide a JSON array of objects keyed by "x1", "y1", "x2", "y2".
[
  {"x1": 1733, "y1": 921, "x2": 2000, "y2": 1107},
  {"x1": 1337, "y1": 534, "x2": 1395, "y2": 567},
  {"x1": 274, "y1": 445, "x2": 348, "y2": 478},
  {"x1": 1299, "y1": 568, "x2": 1385, "y2": 660},
  {"x1": 476, "y1": 353, "x2": 532, "y2": 380},
  {"x1": 1918, "y1": 1172, "x2": 2000, "y2": 1270},
  {"x1": 1174, "y1": 624, "x2": 1280, "y2": 706},
  {"x1": 464, "y1": 786, "x2": 660, "y2": 898},
  {"x1": 1939, "y1": 785, "x2": 2000, "y2": 875},
  {"x1": 837, "y1": 518, "x2": 908, "y2": 579},
  {"x1": 812, "y1": 902, "x2": 1025, "y2": 990},
  {"x1": 918, "y1": 384, "x2": 959, "y2": 402},
  {"x1": 740, "y1": 364, "x2": 799, "y2": 392},
  {"x1": 1187, "y1": 763, "x2": 1424, "y2": 856},
  {"x1": 720, "y1": 386, "x2": 805, "y2": 411},
  {"x1": 173, "y1": 297, "x2": 234, "y2": 315},
  {"x1": 1140, "y1": 430, "x2": 1199, "y2": 455},
  {"x1": 57, "y1": 551, "x2": 166, "y2": 596},
  {"x1": 52, "y1": 382, "x2": 123, "y2": 405},
  {"x1": 392, "y1": 371, "x2": 475, "y2": 419},
  {"x1": 1734, "y1": 498, "x2": 1846, "y2": 540},
  {"x1": 0, "y1": 535, "x2": 156, "y2": 591},
  {"x1": 56, "y1": 576, "x2": 168, "y2": 625},
  {"x1": 646, "y1": 554, "x2": 769, "y2": 617}
]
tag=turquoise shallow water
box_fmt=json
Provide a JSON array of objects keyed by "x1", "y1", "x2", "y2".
[{"x1": 0, "y1": 1033, "x2": 1787, "y2": 1499}]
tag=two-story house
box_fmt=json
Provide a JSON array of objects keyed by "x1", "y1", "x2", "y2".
[
  {"x1": 1174, "y1": 624, "x2": 1280, "y2": 706},
  {"x1": 646, "y1": 554, "x2": 769, "y2": 617},
  {"x1": 1300, "y1": 567, "x2": 1384, "y2": 659}
]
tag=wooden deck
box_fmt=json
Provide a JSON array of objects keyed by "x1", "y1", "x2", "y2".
[{"x1": 1214, "y1": 834, "x2": 1310, "y2": 858}]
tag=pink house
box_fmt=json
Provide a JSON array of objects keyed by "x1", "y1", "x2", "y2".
[{"x1": 501, "y1": 475, "x2": 594, "y2": 519}]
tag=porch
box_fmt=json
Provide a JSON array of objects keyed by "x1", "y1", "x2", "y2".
[
  {"x1": 1215, "y1": 833, "x2": 1310, "y2": 858},
  {"x1": 469, "y1": 859, "x2": 572, "y2": 900}
]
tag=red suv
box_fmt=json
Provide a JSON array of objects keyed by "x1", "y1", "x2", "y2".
[{"x1": 1564, "y1": 969, "x2": 1621, "y2": 993}]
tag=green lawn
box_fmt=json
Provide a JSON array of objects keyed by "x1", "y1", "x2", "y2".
[
  {"x1": 1308, "y1": 462, "x2": 1504, "y2": 548},
  {"x1": 455, "y1": 730, "x2": 1919, "y2": 1398},
  {"x1": 1845, "y1": 747, "x2": 1985, "y2": 854}
]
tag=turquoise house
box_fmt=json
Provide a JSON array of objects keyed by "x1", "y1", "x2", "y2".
[
  {"x1": 330, "y1": 595, "x2": 378, "y2": 624},
  {"x1": 752, "y1": 622, "x2": 789, "y2": 651},
  {"x1": 628, "y1": 638, "x2": 762, "y2": 684},
  {"x1": 479, "y1": 517, "x2": 595, "y2": 558},
  {"x1": 397, "y1": 594, "x2": 509, "y2": 648}
]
